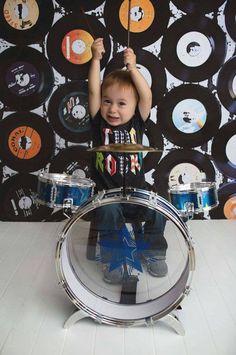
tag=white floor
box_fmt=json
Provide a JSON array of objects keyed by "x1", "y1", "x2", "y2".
[{"x1": 0, "y1": 219, "x2": 236, "y2": 355}]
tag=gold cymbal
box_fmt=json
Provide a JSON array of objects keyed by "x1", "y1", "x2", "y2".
[{"x1": 87, "y1": 143, "x2": 162, "y2": 153}]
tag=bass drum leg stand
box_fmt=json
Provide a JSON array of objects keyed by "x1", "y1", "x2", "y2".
[{"x1": 63, "y1": 308, "x2": 185, "y2": 335}]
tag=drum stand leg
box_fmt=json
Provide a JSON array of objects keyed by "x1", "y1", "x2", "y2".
[
  {"x1": 159, "y1": 312, "x2": 185, "y2": 336},
  {"x1": 64, "y1": 308, "x2": 90, "y2": 329}
]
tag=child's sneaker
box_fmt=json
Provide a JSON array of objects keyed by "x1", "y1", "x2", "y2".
[
  {"x1": 103, "y1": 265, "x2": 123, "y2": 284},
  {"x1": 146, "y1": 257, "x2": 168, "y2": 277}
]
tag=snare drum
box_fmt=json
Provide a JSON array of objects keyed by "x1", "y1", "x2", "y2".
[
  {"x1": 37, "y1": 173, "x2": 95, "y2": 210},
  {"x1": 56, "y1": 188, "x2": 195, "y2": 326},
  {"x1": 169, "y1": 182, "x2": 218, "y2": 216}
]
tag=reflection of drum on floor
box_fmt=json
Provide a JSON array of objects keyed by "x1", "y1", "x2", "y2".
[{"x1": 56, "y1": 188, "x2": 195, "y2": 326}]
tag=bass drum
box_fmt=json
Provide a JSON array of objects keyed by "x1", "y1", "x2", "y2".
[{"x1": 56, "y1": 188, "x2": 195, "y2": 326}]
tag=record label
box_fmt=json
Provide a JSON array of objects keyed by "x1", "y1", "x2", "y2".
[
  {"x1": 172, "y1": 99, "x2": 206, "y2": 134},
  {"x1": 61, "y1": 29, "x2": 93, "y2": 65},
  {"x1": 8, "y1": 125, "x2": 41, "y2": 159},
  {"x1": 176, "y1": 31, "x2": 212, "y2": 67},
  {"x1": 210, "y1": 182, "x2": 236, "y2": 220},
  {"x1": 119, "y1": 0, "x2": 155, "y2": 33},
  {"x1": 6, "y1": 61, "x2": 40, "y2": 97},
  {"x1": 169, "y1": 162, "x2": 203, "y2": 187},
  {"x1": 223, "y1": 197, "x2": 236, "y2": 219},
  {"x1": 3, "y1": 0, "x2": 39, "y2": 30}
]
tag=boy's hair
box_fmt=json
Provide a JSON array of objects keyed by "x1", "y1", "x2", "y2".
[{"x1": 101, "y1": 69, "x2": 139, "y2": 101}]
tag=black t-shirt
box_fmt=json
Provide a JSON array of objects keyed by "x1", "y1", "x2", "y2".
[{"x1": 91, "y1": 110, "x2": 148, "y2": 191}]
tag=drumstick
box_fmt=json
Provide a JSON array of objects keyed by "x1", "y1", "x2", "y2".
[{"x1": 127, "y1": 0, "x2": 132, "y2": 48}]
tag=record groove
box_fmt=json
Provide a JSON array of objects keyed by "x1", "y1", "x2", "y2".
[
  {"x1": 171, "y1": 0, "x2": 225, "y2": 14},
  {"x1": 157, "y1": 84, "x2": 221, "y2": 148},
  {"x1": 217, "y1": 56, "x2": 236, "y2": 114},
  {"x1": 160, "y1": 15, "x2": 227, "y2": 82},
  {"x1": 0, "y1": 173, "x2": 53, "y2": 221},
  {"x1": 46, "y1": 13, "x2": 111, "y2": 80},
  {"x1": 152, "y1": 149, "x2": 216, "y2": 199},
  {"x1": 0, "y1": 46, "x2": 54, "y2": 110},
  {"x1": 224, "y1": 0, "x2": 236, "y2": 42},
  {"x1": 48, "y1": 81, "x2": 91, "y2": 143},
  {"x1": 55, "y1": 0, "x2": 104, "y2": 12},
  {"x1": 104, "y1": 0, "x2": 170, "y2": 48},
  {"x1": 211, "y1": 120, "x2": 236, "y2": 179},
  {"x1": 0, "y1": 0, "x2": 54, "y2": 45},
  {"x1": 49, "y1": 146, "x2": 91, "y2": 178}
]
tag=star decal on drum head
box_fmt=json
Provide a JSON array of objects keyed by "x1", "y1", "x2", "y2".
[{"x1": 97, "y1": 224, "x2": 150, "y2": 274}]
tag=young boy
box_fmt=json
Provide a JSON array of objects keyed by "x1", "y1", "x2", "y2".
[{"x1": 88, "y1": 38, "x2": 168, "y2": 284}]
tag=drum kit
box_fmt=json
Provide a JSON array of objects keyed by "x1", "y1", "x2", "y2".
[{"x1": 36, "y1": 143, "x2": 219, "y2": 335}]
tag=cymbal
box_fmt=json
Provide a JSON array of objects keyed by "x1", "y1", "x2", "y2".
[{"x1": 87, "y1": 143, "x2": 162, "y2": 153}]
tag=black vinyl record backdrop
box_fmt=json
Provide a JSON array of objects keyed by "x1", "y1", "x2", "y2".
[{"x1": 0, "y1": 0, "x2": 235, "y2": 220}]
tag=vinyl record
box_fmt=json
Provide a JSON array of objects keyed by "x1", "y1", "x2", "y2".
[
  {"x1": 143, "y1": 120, "x2": 163, "y2": 172},
  {"x1": 160, "y1": 15, "x2": 227, "y2": 82},
  {"x1": 104, "y1": 49, "x2": 167, "y2": 107},
  {"x1": 216, "y1": 56, "x2": 236, "y2": 114},
  {"x1": 0, "y1": 46, "x2": 54, "y2": 110},
  {"x1": 210, "y1": 182, "x2": 236, "y2": 219},
  {"x1": 49, "y1": 146, "x2": 91, "y2": 178},
  {"x1": 48, "y1": 81, "x2": 91, "y2": 143},
  {"x1": 104, "y1": 0, "x2": 170, "y2": 48},
  {"x1": 157, "y1": 84, "x2": 221, "y2": 148},
  {"x1": 46, "y1": 13, "x2": 111, "y2": 80},
  {"x1": 224, "y1": 0, "x2": 236, "y2": 42},
  {"x1": 0, "y1": 112, "x2": 55, "y2": 172},
  {"x1": 55, "y1": 0, "x2": 104, "y2": 12},
  {"x1": 0, "y1": 0, "x2": 54, "y2": 45},
  {"x1": 171, "y1": 0, "x2": 225, "y2": 14},
  {"x1": 211, "y1": 120, "x2": 236, "y2": 179},
  {"x1": 0, "y1": 173, "x2": 53, "y2": 221},
  {"x1": 152, "y1": 148, "x2": 216, "y2": 199}
]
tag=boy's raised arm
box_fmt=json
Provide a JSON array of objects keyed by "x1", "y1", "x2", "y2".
[
  {"x1": 88, "y1": 38, "x2": 105, "y2": 119},
  {"x1": 124, "y1": 48, "x2": 152, "y2": 121}
]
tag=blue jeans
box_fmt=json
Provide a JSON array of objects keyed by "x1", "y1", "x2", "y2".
[{"x1": 93, "y1": 203, "x2": 168, "y2": 263}]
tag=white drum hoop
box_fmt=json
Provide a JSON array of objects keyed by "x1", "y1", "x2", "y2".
[{"x1": 56, "y1": 188, "x2": 195, "y2": 326}]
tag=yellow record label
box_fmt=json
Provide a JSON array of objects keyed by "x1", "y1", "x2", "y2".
[
  {"x1": 119, "y1": 0, "x2": 155, "y2": 33},
  {"x1": 4, "y1": 0, "x2": 39, "y2": 30}
]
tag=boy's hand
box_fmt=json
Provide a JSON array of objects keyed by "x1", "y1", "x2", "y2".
[
  {"x1": 91, "y1": 38, "x2": 105, "y2": 60},
  {"x1": 124, "y1": 48, "x2": 137, "y2": 71}
]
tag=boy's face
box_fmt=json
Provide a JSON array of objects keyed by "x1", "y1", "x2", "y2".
[{"x1": 101, "y1": 83, "x2": 137, "y2": 126}]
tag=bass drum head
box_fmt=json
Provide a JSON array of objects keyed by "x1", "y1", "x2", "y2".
[{"x1": 56, "y1": 188, "x2": 194, "y2": 325}]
